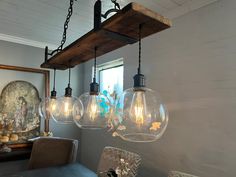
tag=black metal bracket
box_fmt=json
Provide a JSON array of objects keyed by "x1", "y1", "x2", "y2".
[
  {"x1": 44, "y1": 46, "x2": 62, "y2": 63},
  {"x1": 94, "y1": 0, "x2": 121, "y2": 30}
]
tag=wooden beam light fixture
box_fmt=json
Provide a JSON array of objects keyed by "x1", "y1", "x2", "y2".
[{"x1": 41, "y1": 0, "x2": 172, "y2": 70}]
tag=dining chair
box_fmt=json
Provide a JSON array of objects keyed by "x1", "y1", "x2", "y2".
[
  {"x1": 97, "y1": 146, "x2": 141, "y2": 177},
  {"x1": 168, "y1": 171, "x2": 199, "y2": 177},
  {"x1": 28, "y1": 137, "x2": 78, "y2": 169}
]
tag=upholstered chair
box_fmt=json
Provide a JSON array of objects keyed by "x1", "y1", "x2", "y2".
[
  {"x1": 97, "y1": 146, "x2": 141, "y2": 177},
  {"x1": 28, "y1": 137, "x2": 78, "y2": 169},
  {"x1": 168, "y1": 171, "x2": 199, "y2": 177}
]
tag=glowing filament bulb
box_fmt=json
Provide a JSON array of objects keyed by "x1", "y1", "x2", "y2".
[
  {"x1": 64, "y1": 102, "x2": 69, "y2": 115},
  {"x1": 130, "y1": 91, "x2": 147, "y2": 126},
  {"x1": 86, "y1": 95, "x2": 99, "y2": 121},
  {"x1": 62, "y1": 97, "x2": 73, "y2": 117},
  {"x1": 49, "y1": 98, "x2": 57, "y2": 112}
]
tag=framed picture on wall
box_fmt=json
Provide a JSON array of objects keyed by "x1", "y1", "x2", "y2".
[{"x1": 0, "y1": 64, "x2": 49, "y2": 150}]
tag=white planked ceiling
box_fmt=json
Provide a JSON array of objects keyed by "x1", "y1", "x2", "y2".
[{"x1": 0, "y1": 0, "x2": 218, "y2": 49}]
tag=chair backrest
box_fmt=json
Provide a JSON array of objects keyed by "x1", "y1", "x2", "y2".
[
  {"x1": 28, "y1": 137, "x2": 78, "y2": 170},
  {"x1": 168, "y1": 171, "x2": 199, "y2": 177},
  {"x1": 97, "y1": 146, "x2": 141, "y2": 177}
]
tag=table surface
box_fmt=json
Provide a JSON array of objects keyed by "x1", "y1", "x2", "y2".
[{"x1": 4, "y1": 163, "x2": 98, "y2": 177}]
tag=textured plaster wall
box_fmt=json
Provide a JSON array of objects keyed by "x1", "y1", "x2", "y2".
[{"x1": 80, "y1": 0, "x2": 236, "y2": 176}]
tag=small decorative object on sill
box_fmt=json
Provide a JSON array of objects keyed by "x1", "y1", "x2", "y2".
[
  {"x1": 40, "y1": 131, "x2": 53, "y2": 137},
  {"x1": 0, "y1": 135, "x2": 9, "y2": 143},
  {"x1": 0, "y1": 144, "x2": 11, "y2": 153},
  {"x1": 10, "y1": 134, "x2": 19, "y2": 141}
]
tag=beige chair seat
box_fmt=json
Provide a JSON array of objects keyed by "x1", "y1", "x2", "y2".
[
  {"x1": 168, "y1": 171, "x2": 199, "y2": 177},
  {"x1": 28, "y1": 137, "x2": 78, "y2": 170}
]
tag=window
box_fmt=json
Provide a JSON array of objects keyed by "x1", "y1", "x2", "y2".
[{"x1": 97, "y1": 59, "x2": 123, "y2": 104}]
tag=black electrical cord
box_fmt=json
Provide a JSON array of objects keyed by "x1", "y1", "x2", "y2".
[
  {"x1": 138, "y1": 24, "x2": 142, "y2": 74},
  {"x1": 93, "y1": 47, "x2": 97, "y2": 82},
  {"x1": 53, "y1": 68, "x2": 56, "y2": 91},
  {"x1": 133, "y1": 24, "x2": 145, "y2": 88},
  {"x1": 68, "y1": 68, "x2": 71, "y2": 87}
]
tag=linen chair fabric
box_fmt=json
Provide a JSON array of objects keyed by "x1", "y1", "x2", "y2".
[
  {"x1": 168, "y1": 171, "x2": 199, "y2": 177},
  {"x1": 28, "y1": 137, "x2": 78, "y2": 169},
  {"x1": 97, "y1": 146, "x2": 141, "y2": 177}
]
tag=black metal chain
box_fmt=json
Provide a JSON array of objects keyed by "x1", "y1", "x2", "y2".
[
  {"x1": 94, "y1": 47, "x2": 97, "y2": 81},
  {"x1": 111, "y1": 0, "x2": 120, "y2": 10},
  {"x1": 48, "y1": 0, "x2": 77, "y2": 56},
  {"x1": 57, "y1": 0, "x2": 76, "y2": 51},
  {"x1": 138, "y1": 24, "x2": 142, "y2": 74},
  {"x1": 102, "y1": 0, "x2": 120, "y2": 19}
]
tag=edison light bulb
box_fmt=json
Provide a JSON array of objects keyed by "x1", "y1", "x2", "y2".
[
  {"x1": 73, "y1": 92, "x2": 111, "y2": 129},
  {"x1": 130, "y1": 91, "x2": 147, "y2": 126},
  {"x1": 52, "y1": 96, "x2": 82, "y2": 124},
  {"x1": 49, "y1": 98, "x2": 57, "y2": 113},
  {"x1": 39, "y1": 97, "x2": 60, "y2": 119},
  {"x1": 114, "y1": 87, "x2": 168, "y2": 142},
  {"x1": 86, "y1": 95, "x2": 99, "y2": 121},
  {"x1": 63, "y1": 97, "x2": 73, "y2": 117}
]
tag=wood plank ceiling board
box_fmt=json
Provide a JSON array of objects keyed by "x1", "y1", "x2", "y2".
[
  {"x1": 170, "y1": 0, "x2": 189, "y2": 5},
  {"x1": 0, "y1": 0, "x2": 218, "y2": 49}
]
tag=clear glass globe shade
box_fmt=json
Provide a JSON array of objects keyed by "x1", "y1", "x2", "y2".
[
  {"x1": 73, "y1": 92, "x2": 111, "y2": 129},
  {"x1": 52, "y1": 96, "x2": 82, "y2": 124},
  {"x1": 114, "y1": 87, "x2": 168, "y2": 142},
  {"x1": 38, "y1": 97, "x2": 60, "y2": 119}
]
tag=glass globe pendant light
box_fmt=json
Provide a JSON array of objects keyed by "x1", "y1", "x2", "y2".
[
  {"x1": 73, "y1": 47, "x2": 111, "y2": 129},
  {"x1": 114, "y1": 25, "x2": 169, "y2": 142},
  {"x1": 52, "y1": 68, "x2": 83, "y2": 124},
  {"x1": 39, "y1": 68, "x2": 60, "y2": 119}
]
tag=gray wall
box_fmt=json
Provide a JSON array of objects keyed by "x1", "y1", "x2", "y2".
[
  {"x1": 0, "y1": 40, "x2": 84, "y2": 174},
  {"x1": 80, "y1": 0, "x2": 236, "y2": 177}
]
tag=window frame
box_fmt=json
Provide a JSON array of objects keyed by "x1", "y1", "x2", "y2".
[{"x1": 98, "y1": 63, "x2": 124, "y2": 86}]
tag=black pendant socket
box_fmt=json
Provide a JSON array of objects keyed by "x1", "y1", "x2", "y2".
[
  {"x1": 90, "y1": 79, "x2": 99, "y2": 95},
  {"x1": 65, "y1": 85, "x2": 72, "y2": 97},
  {"x1": 133, "y1": 73, "x2": 145, "y2": 88},
  {"x1": 50, "y1": 90, "x2": 57, "y2": 99}
]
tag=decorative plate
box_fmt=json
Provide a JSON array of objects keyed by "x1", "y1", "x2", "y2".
[{"x1": 0, "y1": 80, "x2": 41, "y2": 133}]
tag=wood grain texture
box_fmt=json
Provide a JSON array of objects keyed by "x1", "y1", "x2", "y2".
[{"x1": 41, "y1": 2, "x2": 172, "y2": 70}]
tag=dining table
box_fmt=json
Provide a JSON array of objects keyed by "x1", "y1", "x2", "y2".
[{"x1": 4, "y1": 163, "x2": 98, "y2": 177}]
